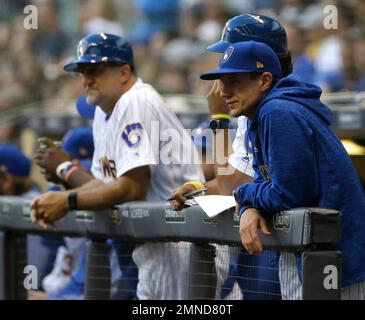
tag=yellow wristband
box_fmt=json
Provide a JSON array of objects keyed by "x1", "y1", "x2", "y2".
[
  {"x1": 183, "y1": 181, "x2": 205, "y2": 190},
  {"x1": 211, "y1": 114, "x2": 230, "y2": 120}
]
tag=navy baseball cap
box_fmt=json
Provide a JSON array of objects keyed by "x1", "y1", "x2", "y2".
[
  {"x1": 76, "y1": 96, "x2": 96, "y2": 120},
  {"x1": 62, "y1": 127, "x2": 94, "y2": 160},
  {"x1": 200, "y1": 41, "x2": 281, "y2": 80},
  {"x1": 207, "y1": 14, "x2": 288, "y2": 55},
  {"x1": 0, "y1": 144, "x2": 31, "y2": 177},
  {"x1": 64, "y1": 33, "x2": 135, "y2": 73}
]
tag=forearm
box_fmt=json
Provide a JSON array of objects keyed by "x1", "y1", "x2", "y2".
[
  {"x1": 75, "y1": 167, "x2": 150, "y2": 210},
  {"x1": 215, "y1": 168, "x2": 252, "y2": 195},
  {"x1": 204, "y1": 179, "x2": 220, "y2": 194},
  {"x1": 237, "y1": 180, "x2": 316, "y2": 217},
  {"x1": 76, "y1": 183, "x2": 135, "y2": 210},
  {"x1": 213, "y1": 129, "x2": 234, "y2": 177},
  {"x1": 66, "y1": 169, "x2": 95, "y2": 188},
  {"x1": 74, "y1": 177, "x2": 104, "y2": 191},
  {"x1": 237, "y1": 182, "x2": 288, "y2": 216},
  {"x1": 204, "y1": 168, "x2": 252, "y2": 195}
]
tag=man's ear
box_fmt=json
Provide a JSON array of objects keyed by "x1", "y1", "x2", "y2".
[
  {"x1": 119, "y1": 64, "x2": 132, "y2": 84},
  {"x1": 260, "y1": 72, "x2": 274, "y2": 92}
]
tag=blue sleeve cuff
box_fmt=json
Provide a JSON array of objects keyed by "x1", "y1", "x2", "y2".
[{"x1": 239, "y1": 205, "x2": 252, "y2": 217}]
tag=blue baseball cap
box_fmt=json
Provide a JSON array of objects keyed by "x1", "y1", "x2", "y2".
[
  {"x1": 64, "y1": 33, "x2": 135, "y2": 73},
  {"x1": 200, "y1": 41, "x2": 281, "y2": 80},
  {"x1": 62, "y1": 127, "x2": 94, "y2": 160},
  {"x1": 76, "y1": 96, "x2": 96, "y2": 120},
  {"x1": 0, "y1": 144, "x2": 31, "y2": 177}
]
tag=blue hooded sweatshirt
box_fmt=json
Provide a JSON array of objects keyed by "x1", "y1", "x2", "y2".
[{"x1": 236, "y1": 75, "x2": 365, "y2": 287}]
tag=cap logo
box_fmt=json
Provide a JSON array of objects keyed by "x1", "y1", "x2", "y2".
[
  {"x1": 257, "y1": 61, "x2": 264, "y2": 68},
  {"x1": 221, "y1": 46, "x2": 234, "y2": 64},
  {"x1": 77, "y1": 39, "x2": 88, "y2": 58}
]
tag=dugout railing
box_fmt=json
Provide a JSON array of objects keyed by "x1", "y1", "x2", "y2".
[{"x1": 0, "y1": 196, "x2": 342, "y2": 300}]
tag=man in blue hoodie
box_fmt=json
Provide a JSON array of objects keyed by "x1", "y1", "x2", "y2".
[
  {"x1": 170, "y1": 13, "x2": 290, "y2": 300},
  {"x1": 200, "y1": 40, "x2": 365, "y2": 299}
]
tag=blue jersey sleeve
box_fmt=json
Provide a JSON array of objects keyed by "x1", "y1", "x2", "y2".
[{"x1": 237, "y1": 110, "x2": 320, "y2": 216}]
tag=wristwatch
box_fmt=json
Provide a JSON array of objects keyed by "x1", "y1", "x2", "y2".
[
  {"x1": 209, "y1": 118, "x2": 230, "y2": 133},
  {"x1": 68, "y1": 192, "x2": 78, "y2": 211}
]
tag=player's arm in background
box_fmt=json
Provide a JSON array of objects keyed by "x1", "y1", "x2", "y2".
[
  {"x1": 169, "y1": 80, "x2": 252, "y2": 210},
  {"x1": 34, "y1": 137, "x2": 95, "y2": 188}
]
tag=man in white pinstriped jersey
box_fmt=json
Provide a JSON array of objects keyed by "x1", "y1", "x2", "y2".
[{"x1": 30, "y1": 33, "x2": 205, "y2": 299}]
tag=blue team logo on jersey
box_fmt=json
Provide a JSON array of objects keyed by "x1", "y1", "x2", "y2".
[
  {"x1": 122, "y1": 123, "x2": 144, "y2": 148},
  {"x1": 241, "y1": 129, "x2": 254, "y2": 162},
  {"x1": 221, "y1": 46, "x2": 234, "y2": 64}
]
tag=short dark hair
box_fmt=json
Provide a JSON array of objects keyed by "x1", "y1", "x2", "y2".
[{"x1": 278, "y1": 51, "x2": 293, "y2": 77}]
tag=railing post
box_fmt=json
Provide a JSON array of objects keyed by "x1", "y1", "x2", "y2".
[
  {"x1": 0, "y1": 231, "x2": 6, "y2": 300},
  {"x1": 0, "y1": 231, "x2": 27, "y2": 300},
  {"x1": 85, "y1": 238, "x2": 111, "y2": 300}
]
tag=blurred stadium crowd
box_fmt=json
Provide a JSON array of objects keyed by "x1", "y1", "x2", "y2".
[{"x1": 0, "y1": 0, "x2": 365, "y2": 143}]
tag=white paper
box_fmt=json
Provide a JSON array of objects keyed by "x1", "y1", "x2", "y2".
[{"x1": 193, "y1": 195, "x2": 236, "y2": 217}]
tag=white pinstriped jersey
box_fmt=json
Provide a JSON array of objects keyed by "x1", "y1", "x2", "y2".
[
  {"x1": 91, "y1": 78, "x2": 204, "y2": 300},
  {"x1": 228, "y1": 116, "x2": 254, "y2": 177},
  {"x1": 91, "y1": 78, "x2": 205, "y2": 199}
]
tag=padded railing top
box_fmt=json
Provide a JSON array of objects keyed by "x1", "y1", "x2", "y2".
[{"x1": 0, "y1": 196, "x2": 341, "y2": 251}]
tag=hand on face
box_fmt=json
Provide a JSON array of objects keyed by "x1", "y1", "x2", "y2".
[{"x1": 207, "y1": 80, "x2": 230, "y2": 116}]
